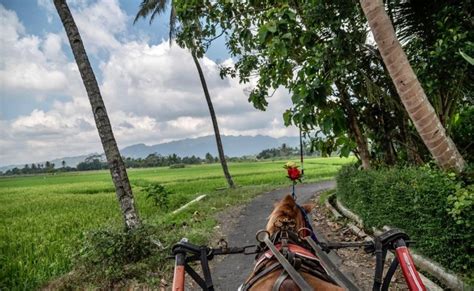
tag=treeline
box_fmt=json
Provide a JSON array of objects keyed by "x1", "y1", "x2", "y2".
[
  {"x1": 1, "y1": 161, "x2": 77, "y2": 176},
  {"x1": 0, "y1": 153, "x2": 218, "y2": 175},
  {"x1": 256, "y1": 143, "x2": 317, "y2": 159},
  {"x1": 0, "y1": 144, "x2": 314, "y2": 176}
]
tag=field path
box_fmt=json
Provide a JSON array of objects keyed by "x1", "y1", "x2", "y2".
[{"x1": 211, "y1": 180, "x2": 336, "y2": 290}]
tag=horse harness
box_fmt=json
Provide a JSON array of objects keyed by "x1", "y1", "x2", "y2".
[
  {"x1": 171, "y1": 206, "x2": 421, "y2": 291},
  {"x1": 239, "y1": 217, "x2": 338, "y2": 291}
]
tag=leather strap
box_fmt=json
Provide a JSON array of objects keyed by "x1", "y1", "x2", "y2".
[
  {"x1": 241, "y1": 262, "x2": 281, "y2": 291},
  {"x1": 304, "y1": 236, "x2": 359, "y2": 290},
  {"x1": 272, "y1": 271, "x2": 288, "y2": 291},
  {"x1": 263, "y1": 236, "x2": 312, "y2": 291}
]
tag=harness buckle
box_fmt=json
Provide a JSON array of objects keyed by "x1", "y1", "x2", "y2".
[{"x1": 297, "y1": 227, "x2": 313, "y2": 240}]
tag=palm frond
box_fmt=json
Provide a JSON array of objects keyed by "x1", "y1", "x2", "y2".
[{"x1": 134, "y1": 0, "x2": 168, "y2": 24}]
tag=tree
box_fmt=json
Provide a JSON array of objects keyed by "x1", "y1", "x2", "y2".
[
  {"x1": 205, "y1": 152, "x2": 214, "y2": 163},
  {"x1": 135, "y1": 0, "x2": 235, "y2": 188},
  {"x1": 172, "y1": 0, "x2": 471, "y2": 171},
  {"x1": 359, "y1": 0, "x2": 465, "y2": 172},
  {"x1": 61, "y1": 160, "x2": 66, "y2": 168},
  {"x1": 53, "y1": 0, "x2": 140, "y2": 229}
]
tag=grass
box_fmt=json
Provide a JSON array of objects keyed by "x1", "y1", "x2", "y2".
[{"x1": 0, "y1": 157, "x2": 352, "y2": 290}]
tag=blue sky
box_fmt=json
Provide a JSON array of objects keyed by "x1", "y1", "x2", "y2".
[{"x1": 0, "y1": 0, "x2": 296, "y2": 166}]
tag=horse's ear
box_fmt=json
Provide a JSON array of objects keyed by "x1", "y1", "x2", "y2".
[{"x1": 301, "y1": 203, "x2": 315, "y2": 213}]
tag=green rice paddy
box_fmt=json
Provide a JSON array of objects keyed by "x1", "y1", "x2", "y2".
[{"x1": 0, "y1": 157, "x2": 352, "y2": 290}]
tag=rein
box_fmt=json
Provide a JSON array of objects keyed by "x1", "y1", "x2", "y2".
[
  {"x1": 170, "y1": 193, "x2": 426, "y2": 291},
  {"x1": 240, "y1": 215, "x2": 339, "y2": 291}
]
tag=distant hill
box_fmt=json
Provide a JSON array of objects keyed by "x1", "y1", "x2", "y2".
[
  {"x1": 0, "y1": 135, "x2": 299, "y2": 172},
  {"x1": 121, "y1": 135, "x2": 299, "y2": 159}
]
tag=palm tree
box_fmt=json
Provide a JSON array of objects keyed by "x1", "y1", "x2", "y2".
[
  {"x1": 359, "y1": 0, "x2": 466, "y2": 172},
  {"x1": 135, "y1": 0, "x2": 235, "y2": 188},
  {"x1": 54, "y1": 0, "x2": 141, "y2": 229}
]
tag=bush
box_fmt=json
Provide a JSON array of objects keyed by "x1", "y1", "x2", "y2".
[
  {"x1": 145, "y1": 183, "x2": 171, "y2": 210},
  {"x1": 75, "y1": 225, "x2": 162, "y2": 283},
  {"x1": 336, "y1": 165, "x2": 473, "y2": 282}
]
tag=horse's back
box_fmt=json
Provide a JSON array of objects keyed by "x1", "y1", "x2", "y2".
[{"x1": 249, "y1": 270, "x2": 345, "y2": 291}]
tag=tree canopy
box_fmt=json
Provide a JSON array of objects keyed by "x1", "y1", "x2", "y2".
[{"x1": 170, "y1": 0, "x2": 473, "y2": 168}]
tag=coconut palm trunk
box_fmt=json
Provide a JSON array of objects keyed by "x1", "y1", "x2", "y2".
[
  {"x1": 359, "y1": 0, "x2": 465, "y2": 172},
  {"x1": 192, "y1": 53, "x2": 235, "y2": 188},
  {"x1": 54, "y1": 0, "x2": 141, "y2": 229}
]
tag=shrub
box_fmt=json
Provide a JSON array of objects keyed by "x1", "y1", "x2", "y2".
[
  {"x1": 448, "y1": 184, "x2": 474, "y2": 228},
  {"x1": 145, "y1": 183, "x2": 171, "y2": 210},
  {"x1": 75, "y1": 225, "x2": 162, "y2": 283},
  {"x1": 336, "y1": 165, "x2": 473, "y2": 282}
]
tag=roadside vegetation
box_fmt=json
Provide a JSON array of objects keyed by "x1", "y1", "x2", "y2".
[
  {"x1": 336, "y1": 164, "x2": 473, "y2": 283},
  {"x1": 0, "y1": 157, "x2": 351, "y2": 290}
]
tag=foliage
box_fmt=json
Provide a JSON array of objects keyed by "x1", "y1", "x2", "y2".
[
  {"x1": 172, "y1": 0, "x2": 472, "y2": 168},
  {"x1": 76, "y1": 225, "x2": 162, "y2": 281},
  {"x1": 144, "y1": 183, "x2": 171, "y2": 210},
  {"x1": 336, "y1": 165, "x2": 473, "y2": 281},
  {"x1": 393, "y1": 0, "x2": 474, "y2": 127},
  {"x1": 0, "y1": 157, "x2": 352, "y2": 290},
  {"x1": 447, "y1": 184, "x2": 474, "y2": 228},
  {"x1": 77, "y1": 158, "x2": 107, "y2": 171},
  {"x1": 450, "y1": 106, "x2": 474, "y2": 162},
  {"x1": 257, "y1": 143, "x2": 307, "y2": 159},
  {"x1": 1, "y1": 153, "x2": 212, "y2": 176}
]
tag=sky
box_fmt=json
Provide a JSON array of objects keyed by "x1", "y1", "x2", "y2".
[{"x1": 0, "y1": 0, "x2": 297, "y2": 166}]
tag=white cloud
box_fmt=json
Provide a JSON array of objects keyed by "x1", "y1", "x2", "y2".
[
  {"x1": 0, "y1": 6, "x2": 70, "y2": 93},
  {"x1": 70, "y1": 0, "x2": 128, "y2": 52},
  {"x1": 0, "y1": 3, "x2": 298, "y2": 166}
]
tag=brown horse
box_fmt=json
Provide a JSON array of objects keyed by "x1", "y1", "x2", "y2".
[{"x1": 240, "y1": 195, "x2": 345, "y2": 291}]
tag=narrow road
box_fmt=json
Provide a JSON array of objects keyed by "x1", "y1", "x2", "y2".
[{"x1": 211, "y1": 180, "x2": 336, "y2": 290}]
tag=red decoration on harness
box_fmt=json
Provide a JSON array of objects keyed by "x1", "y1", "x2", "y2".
[
  {"x1": 287, "y1": 167, "x2": 301, "y2": 181},
  {"x1": 284, "y1": 162, "x2": 301, "y2": 182},
  {"x1": 254, "y1": 243, "x2": 320, "y2": 271}
]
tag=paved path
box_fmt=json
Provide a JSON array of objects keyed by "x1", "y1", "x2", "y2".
[{"x1": 212, "y1": 180, "x2": 336, "y2": 290}]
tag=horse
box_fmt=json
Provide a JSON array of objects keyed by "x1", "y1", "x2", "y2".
[
  {"x1": 171, "y1": 194, "x2": 426, "y2": 291},
  {"x1": 239, "y1": 194, "x2": 345, "y2": 291}
]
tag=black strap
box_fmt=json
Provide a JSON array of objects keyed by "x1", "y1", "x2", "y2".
[
  {"x1": 372, "y1": 237, "x2": 387, "y2": 291},
  {"x1": 200, "y1": 247, "x2": 214, "y2": 291},
  {"x1": 184, "y1": 263, "x2": 208, "y2": 289},
  {"x1": 304, "y1": 236, "x2": 359, "y2": 290},
  {"x1": 381, "y1": 257, "x2": 399, "y2": 291}
]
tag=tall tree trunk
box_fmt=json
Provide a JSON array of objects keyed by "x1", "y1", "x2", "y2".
[
  {"x1": 360, "y1": 0, "x2": 466, "y2": 173},
  {"x1": 336, "y1": 82, "x2": 371, "y2": 169},
  {"x1": 191, "y1": 53, "x2": 235, "y2": 188},
  {"x1": 54, "y1": 0, "x2": 140, "y2": 229}
]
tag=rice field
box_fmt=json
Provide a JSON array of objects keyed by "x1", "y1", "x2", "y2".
[{"x1": 0, "y1": 157, "x2": 352, "y2": 290}]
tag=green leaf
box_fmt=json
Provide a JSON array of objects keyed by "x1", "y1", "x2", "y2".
[
  {"x1": 258, "y1": 26, "x2": 268, "y2": 44},
  {"x1": 283, "y1": 110, "x2": 293, "y2": 126},
  {"x1": 340, "y1": 144, "x2": 351, "y2": 157},
  {"x1": 266, "y1": 22, "x2": 277, "y2": 33},
  {"x1": 459, "y1": 50, "x2": 474, "y2": 65}
]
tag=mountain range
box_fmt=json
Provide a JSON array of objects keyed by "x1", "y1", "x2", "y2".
[{"x1": 0, "y1": 135, "x2": 299, "y2": 172}]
